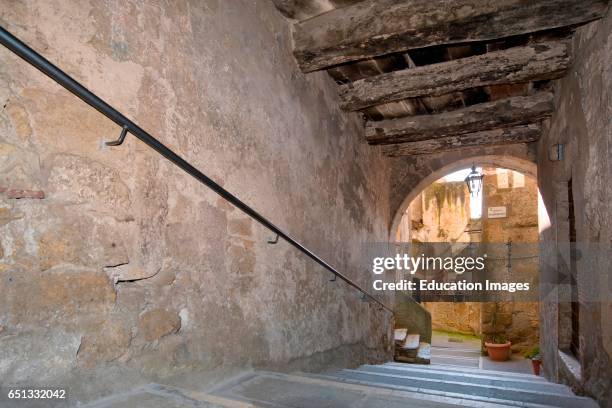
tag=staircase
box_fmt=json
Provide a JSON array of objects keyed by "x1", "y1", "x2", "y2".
[
  {"x1": 394, "y1": 329, "x2": 431, "y2": 364},
  {"x1": 85, "y1": 363, "x2": 599, "y2": 408}
]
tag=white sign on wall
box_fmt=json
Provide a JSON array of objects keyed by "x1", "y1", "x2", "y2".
[{"x1": 487, "y1": 206, "x2": 507, "y2": 219}]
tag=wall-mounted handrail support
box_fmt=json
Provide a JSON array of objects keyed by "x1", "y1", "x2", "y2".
[
  {"x1": 106, "y1": 125, "x2": 129, "y2": 146},
  {"x1": 267, "y1": 234, "x2": 279, "y2": 245},
  {"x1": 0, "y1": 26, "x2": 393, "y2": 314}
]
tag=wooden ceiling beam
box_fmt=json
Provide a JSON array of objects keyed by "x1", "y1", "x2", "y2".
[
  {"x1": 381, "y1": 124, "x2": 542, "y2": 156},
  {"x1": 365, "y1": 92, "x2": 553, "y2": 145},
  {"x1": 339, "y1": 41, "x2": 568, "y2": 111},
  {"x1": 292, "y1": 0, "x2": 607, "y2": 72}
]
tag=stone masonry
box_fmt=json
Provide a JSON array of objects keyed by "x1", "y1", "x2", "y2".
[
  {"x1": 537, "y1": 7, "x2": 612, "y2": 406},
  {"x1": 0, "y1": 0, "x2": 393, "y2": 401}
]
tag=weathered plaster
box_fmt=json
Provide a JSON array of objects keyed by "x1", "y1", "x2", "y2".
[
  {"x1": 537, "y1": 7, "x2": 612, "y2": 406},
  {"x1": 0, "y1": 0, "x2": 393, "y2": 401}
]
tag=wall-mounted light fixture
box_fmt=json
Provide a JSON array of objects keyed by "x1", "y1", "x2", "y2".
[{"x1": 549, "y1": 143, "x2": 564, "y2": 161}]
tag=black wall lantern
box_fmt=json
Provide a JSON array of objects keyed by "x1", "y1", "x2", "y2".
[{"x1": 464, "y1": 164, "x2": 484, "y2": 196}]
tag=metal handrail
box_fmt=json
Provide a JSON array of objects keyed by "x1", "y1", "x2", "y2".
[{"x1": 0, "y1": 26, "x2": 393, "y2": 314}]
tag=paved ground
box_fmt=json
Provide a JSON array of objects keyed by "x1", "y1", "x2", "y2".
[{"x1": 430, "y1": 331, "x2": 534, "y2": 375}]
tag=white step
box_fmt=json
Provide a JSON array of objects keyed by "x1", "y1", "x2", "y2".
[
  {"x1": 324, "y1": 369, "x2": 597, "y2": 408},
  {"x1": 403, "y1": 334, "x2": 420, "y2": 349},
  {"x1": 431, "y1": 346, "x2": 482, "y2": 358},
  {"x1": 226, "y1": 371, "x2": 519, "y2": 407},
  {"x1": 82, "y1": 369, "x2": 598, "y2": 408},
  {"x1": 357, "y1": 364, "x2": 573, "y2": 395},
  {"x1": 394, "y1": 328, "x2": 408, "y2": 343},
  {"x1": 384, "y1": 361, "x2": 548, "y2": 381}
]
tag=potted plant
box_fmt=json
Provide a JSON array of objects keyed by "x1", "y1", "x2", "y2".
[
  {"x1": 485, "y1": 333, "x2": 512, "y2": 361},
  {"x1": 524, "y1": 346, "x2": 542, "y2": 375},
  {"x1": 484, "y1": 303, "x2": 512, "y2": 361}
]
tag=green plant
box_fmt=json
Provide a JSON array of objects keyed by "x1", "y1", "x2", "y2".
[
  {"x1": 524, "y1": 346, "x2": 541, "y2": 360},
  {"x1": 486, "y1": 333, "x2": 508, "y2": 344},
  {"x1": 486, "y1": 302, "x2": 508, "y2": 344}
]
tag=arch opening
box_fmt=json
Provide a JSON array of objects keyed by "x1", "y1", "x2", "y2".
[{"x1": 391, "y1": 158, "x2": 542, "y2": 367}]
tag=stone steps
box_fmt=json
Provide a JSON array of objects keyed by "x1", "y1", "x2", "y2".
[
  {"x1": 308, "y1": 362, "x2": 597, "y2": 408},
  {"x1": 394, "y1": 330, "x2": 432, "y2": 364},
  {"x1": 355, "y1": 364, "x2": 572, "y2": 394},
  {"x1": 324, "y1": 370, "x2": 586, "y2": 407},
  {"x1": 82, "y1": 363, "x2": 598, "y2": 408},
  {"x1": 395, "y1": 341, "x2": 432, "y2": 364},
  {"x1": 211, "y1": 371, "x2": 517, "y2": 407},
  {"x1": 384, "y1": 361, "x2": 547, "y2": 381}
]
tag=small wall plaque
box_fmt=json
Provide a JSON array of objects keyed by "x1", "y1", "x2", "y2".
[{"x1": 487, "y1": 206, "x2": 507, "y2": 219}]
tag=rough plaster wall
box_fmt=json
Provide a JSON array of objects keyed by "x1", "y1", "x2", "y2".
[
  {"x1": 537, "y1": 7, "x2": 611, "y2": 406},
  {"x1": 411, "y1": 181, "x2": 470, "y2": 244},
  {"x1": 424, "y1": 302, "x2": 481, "y2": 335},
  {"x1": 0, "y1": 0, "x2": 393, "y2": 400},
  {"x1": 408, "y1": 182, "x2": 481, "y2": 337}
]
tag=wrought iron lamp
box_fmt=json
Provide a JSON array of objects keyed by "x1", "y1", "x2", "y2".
[{"x1": 464, "y1": 164, "x2": 484, "y2": 196}]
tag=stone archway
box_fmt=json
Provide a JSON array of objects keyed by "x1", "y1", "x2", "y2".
[
  {"x1": 390, "y1": 152, "x2": 541, "y2": 358},
  {"x1": 390, "y1": 153, "x2": 537, "y2": 242}
]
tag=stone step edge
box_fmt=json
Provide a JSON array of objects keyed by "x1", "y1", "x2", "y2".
[
  {"x1": 341, "y1": 368, "x2": 573, "y2": 395},
  {"x1": 273, "y1": 371, "x2": 522, "y2": 408},
  {"x1": 394, "y1": 356, "x2": 431, "y2": 365},
  {"x1": 358, "y1": 365, "x2": 570, "y2": 391},
  {"x1": 294, "y1": 372, "x2": 556, "y2": 408},
  {"x1": 330, "y1": 373, "x2": 597, "y2": 408},
  {"x1": 384, "y1": 361, "x2": 547, "y2": 381}
]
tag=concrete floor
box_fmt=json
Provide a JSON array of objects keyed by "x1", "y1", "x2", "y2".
[{"x1": 430, "y1": 331, "x2": 535, "y2": 375}]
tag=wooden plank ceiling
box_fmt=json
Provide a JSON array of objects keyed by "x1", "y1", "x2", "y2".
[{"x1": 272, "y1": 0, "x2": 610, "y2": 156}]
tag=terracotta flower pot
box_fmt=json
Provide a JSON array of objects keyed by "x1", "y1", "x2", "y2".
[
  {"x1": 531, "y1": 359, "x2": 542, "y2": 375},
  {"x1": 485, "y1": 341, "x2": 512, "y2": 361}
]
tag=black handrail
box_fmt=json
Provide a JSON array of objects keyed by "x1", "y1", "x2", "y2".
[{"x1": 0, "y1": 26, "x2": 393, "y2": 314}]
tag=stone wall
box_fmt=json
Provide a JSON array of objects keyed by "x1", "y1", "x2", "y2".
[
  {"x1": 480, "y1": 167, "x2": 540, "y2": 353},
  {"x1": 410, "y1": 181, "x2": 470, "y2": 244},
  {"x1": 537, "y1": 7, "x2": 611, "y2": 406},
  {"x1": 425, "y1": 302, "x2": 481, "y2": 335},
  {"x1": 405, "y1": 180, "x2": 481, "y2": 336},
  {"x1": 0, "y1": 0, "x2": 393, "y2": 401}
]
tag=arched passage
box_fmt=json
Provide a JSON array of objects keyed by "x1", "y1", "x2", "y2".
[
  {"x1": 390, "y1": 154, "x2": 537, "y2": 242},
  {"x1": 391, "y1": 156, "x2": 542, "y2": 366}
]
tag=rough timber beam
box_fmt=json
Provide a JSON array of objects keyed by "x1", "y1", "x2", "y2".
[
  {"x1": 366, "y1": 92, "x2": 554, "y2": 145},
  {"x1": 293, "y1": 0, "x2": 608, "y2": 72},
  {"x1": 381, "y1": 124, "x2": 542, "y2": 156},
  {"x1": 340, "y1": 42, "x2": 568, "y2": 111}
]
